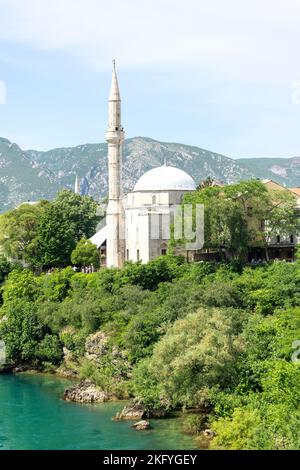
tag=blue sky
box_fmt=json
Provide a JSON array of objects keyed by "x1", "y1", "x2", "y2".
[{"x1": 0, "y1": 0, "x2": 300, "y2": 158}]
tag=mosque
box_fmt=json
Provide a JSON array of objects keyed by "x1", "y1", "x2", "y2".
[{"x1": 90, "y1": 61, "x2": 197, "y2": 267}]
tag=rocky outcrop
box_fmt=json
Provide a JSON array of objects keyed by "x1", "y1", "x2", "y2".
[
  {"x1": 56, "y1": 366, "x2": 79, "y2": 379},
  {"x1": 63, "y1": 379, "x2": 110, "y2": 403},
  {"x1": 115, "y1": 401, "x2": 146, "y2": 420},
  {"x1": 115, "y1": 399, "x2": 166, "y2": 420},
  {"x1": 132, "y1": 420, "x2": 151, "y2": 430},
  {"x1": 85, "y1": 332, "x2": 109, "y2": 362}
]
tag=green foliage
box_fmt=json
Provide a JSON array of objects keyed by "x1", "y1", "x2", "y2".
[
  {"x1": 132, "y1": 307, "x2": 247, "y2": 409},
  {"x1": 182, "y1": 414, "x2": 207, "y2": 435},
  {"x1": 71, "y1": 238, "x2": 100, "y2": 268},
  {"x1": 0, "y1": 301, "x2": 62, "y2": 365},
  {"x1": 0, "y1": 254, "x2": 299, "y2": 449},
  {"x1": 0, "y1": 256, "x2": 13, "y2": 284},
  {"x1": 0, "y1": 256, "x2": 15, "y2": 304},
  {"x1": 1, "y1": 269, "x2": 40, "y2": 306},
  {"x1": 36, "y1": 203, "x2": 77, "y2": 267},
  {"x1": 0, "y1": 202, "x2": 48, "y2": 265},
  {"x1": 210, "y1": 362, "x2": 300, "y2": 450},
  {"x1": 37, "y1": 334, "x2": 63, "y2": 365},
  {"x1": 0, "y1": 190, "x2": 99, "y2": 268},
  {"x1": 210, "y1": 408, "x2": 265, "y2": 450},
  {"x1": 181, "y1": 180, "x2": 299, "y2": 261},
  {"x1": 39, "y1": 267, "x2": 75, "y2": 303},
  {"x1": 53, "y1": 190, "x2": 99, "y2": 241}
]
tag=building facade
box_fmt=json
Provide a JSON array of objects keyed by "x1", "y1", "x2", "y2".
[{"x1": 90, "y1": 62, "x2": 197, "y2": 267}]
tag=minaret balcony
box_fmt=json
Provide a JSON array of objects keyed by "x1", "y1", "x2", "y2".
[{"x1": 106, "y1": 129, "x2": 125, "y2": 144}]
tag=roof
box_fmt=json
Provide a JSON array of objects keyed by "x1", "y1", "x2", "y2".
[
  {"x1": 133, "y1": 164, "x2": 196, "y2": 192},
  {"x1": 90, "y1": 225, "x2": 107, "y2": 248}
]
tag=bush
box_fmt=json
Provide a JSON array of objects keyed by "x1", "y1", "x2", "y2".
[
  {"x1": 71, "y1": 238, "x2": 100, "y2": 268},
  {"x1": 182, "y1": 414, "x2": 207, "y2": 435},
  {"x1": 132, "y1": 307, "x2": 247, "y2": 409}
]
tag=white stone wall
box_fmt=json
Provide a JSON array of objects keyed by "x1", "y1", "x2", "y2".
[{"x1": 125, "y1": 189, "x2": 188, "y2": 264}]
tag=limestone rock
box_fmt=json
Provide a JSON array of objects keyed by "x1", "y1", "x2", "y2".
[
  {"x1": 203, "y1": 428, "x2": 215, "y2": 439},
  {"x1": 63, "y1": 347, "x2": 72, "y2": 361},
  {"x1": 63, "y1": 379, "x2": 110, "y2": 403},
  {"x1": 115, "y1": 399, "x2": 166, "y2": 420},
  {"x1": 115, "y1": 401, "x2": 146, "y2": 420},
  {"x1": 132, "y1": 420, "x2": 151, "y2": 430},
  {"x1": 85, "y1": 332, "x2": 109, "y2": 362}
]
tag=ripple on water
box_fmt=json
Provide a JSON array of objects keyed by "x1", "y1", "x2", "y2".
[{"x1": 0, "y1": 374, "x2": 197, "y2": 450}]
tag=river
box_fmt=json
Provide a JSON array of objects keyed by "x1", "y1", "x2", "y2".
[{"x1": 0, "y1": 373, "x2": 196, "y2": 450}]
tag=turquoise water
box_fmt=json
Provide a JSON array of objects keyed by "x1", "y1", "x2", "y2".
[{"x1": 0, "y1": 374, "x2": 196, "y2": 450}]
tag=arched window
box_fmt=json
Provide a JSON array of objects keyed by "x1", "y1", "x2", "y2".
[
  {"x1": 152, "y1": 195, "x2": 157, "y2": 205},
  {"x1": 160, "y1": 244, "x2": 167, "y2": 256}
]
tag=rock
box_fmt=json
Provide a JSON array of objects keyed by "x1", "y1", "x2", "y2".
[
  {"x1": 85, "y1": 332, "x2": 109, "y2": 362},
  {"x1": 56, "y1": 367, "x2": 78, "y2": 379},
  {"x1": 63, "y1": 379, "x2": 110, "y2": 403},
  {"x1": 116, "y1": 401, "x2": 146, "y2": 420},
  {"x1": 63, "y1": 347, "x2": 72, "y2": 361},
  {"x1": 115, "y1": 399, "x2": 167, "y2": 420},
  {"x1": 149, "y1": 408, "x2": 167, "y2": 418},
  {"x1": 132, "y1": 420, "x2": 151, "y2": 430},
  {"x1": 203, "y1": 429, "x2": 215, "y2": 439}
]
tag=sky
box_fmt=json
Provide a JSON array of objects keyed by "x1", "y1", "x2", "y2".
[{"x1": 0, "y1": 0, "x2": 300, "y2": 158}]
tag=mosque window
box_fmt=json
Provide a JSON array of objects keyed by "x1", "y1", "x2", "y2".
[
  {"x1": 137, "y1": 250, "x2": 140, "y2": 261},
  {"x1": 126, "y1": 249, "x2": 129, "y2": 260},
  {"x1": 161, "y1": 248, "x2": 167, "y2": 256}
]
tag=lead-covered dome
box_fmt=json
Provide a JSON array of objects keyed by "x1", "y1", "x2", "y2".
[{"x1": 133, "y1": 164, "x2": 196, "y2": 192}]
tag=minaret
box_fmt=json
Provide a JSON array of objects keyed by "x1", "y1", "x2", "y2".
[
  {"x1": 74, "y1": 175, "x2": 80, "y2": 194},
  {"x1": 105, "y1": 60, "x2": 125, "y2": 268}
]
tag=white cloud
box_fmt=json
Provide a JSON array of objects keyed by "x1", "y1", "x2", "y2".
[{"x1": 0, "y1": 0, "x2": 300, "y2": 81}]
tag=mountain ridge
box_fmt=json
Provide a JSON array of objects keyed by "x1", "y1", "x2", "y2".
[{"x1": 0, "y1": 136, "x2": 299, "y2": 212}]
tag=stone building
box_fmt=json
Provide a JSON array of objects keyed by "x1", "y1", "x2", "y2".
[{"x1": 90, "y1": 62, "x2": 197, "y2": 267}]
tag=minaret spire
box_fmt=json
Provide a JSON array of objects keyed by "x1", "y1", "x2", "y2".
[
  {"x1": 105, "y1": 60, "x2": 125, "y2": 268},
  {"x1": 109, "y1": 59, "x2": 121, "y2": 102},
  {"x1": 74, "y1": 175, "x2": 80, "y2": 194}
]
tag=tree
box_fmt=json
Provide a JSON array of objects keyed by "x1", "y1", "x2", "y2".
[
  {"x1": 196, "y1": 176, "x2": 216, "y2": 191},
  {"x1": 53, "y1": 190, "x2": 99, "y2": 240},
  {"x1": 0, "y1": 256, "x2": 13, "y2": 286},
  {"x1": 71, "y1": 238, "x2": 100, "y2": 268},
  {"x1": 258, "y1": 189, "x2": 300, "y2": 260},
  {"x1": 0, "y1": 300, "x2": 62, "y2": 365},
  {"x1": 36, "y1": 204, "x2": 77, "y2": 267},
  {"x1": 36, "y1": 191, "x2": 99, "y2": 267},
  {"x1": 0, "y1": 202, "x2": 48, "y2": 265},
  {"x1": 132, "y1": 307, "x2": 247, "y2": 409},
  {"x1": 182, "y1": 180, "x2": 299, "y2": 262}
]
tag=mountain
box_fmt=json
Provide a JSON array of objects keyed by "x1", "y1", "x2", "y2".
[
  {"x1": 0, "y1": 137, "x2": 60, "y2": 211},
  {"x1": 0, "y1": 135, "x2": 299, "y2": 213},
  {"x1": 237, "y1": 157, "x2": 300, "y2": 188}
]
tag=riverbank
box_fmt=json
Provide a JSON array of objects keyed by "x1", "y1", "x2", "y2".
[{"x1": 0, "y1": 373, "x2": 197, "y2": 450}]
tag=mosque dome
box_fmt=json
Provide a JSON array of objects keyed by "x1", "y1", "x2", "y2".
[{"x1": 133, "y1": 164, "x2": 196, "y2": 192}]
